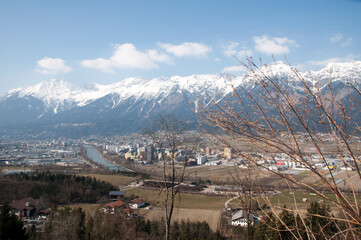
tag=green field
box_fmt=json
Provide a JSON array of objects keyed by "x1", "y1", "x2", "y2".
[
  {"x1": 126, "y1": 188, "x2": 228, "y2": 210},
  {"x1": 227, "y1": 189, "x2": 361, "y2": 215}
]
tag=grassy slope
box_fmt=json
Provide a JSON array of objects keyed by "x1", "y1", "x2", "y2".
[
  {"x1": 78, "y1": 173, "x2": 136, "y2": 186},
  {"x1": 126, "y1": 188, "x2": 228, "y2": 210}
]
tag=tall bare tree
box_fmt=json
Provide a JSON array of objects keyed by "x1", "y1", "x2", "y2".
[
  {"x1": 144, "y1": 115, "x2": 199, "y2": 240},
  {"x1": 200, "y1": 58, "x2": 361, "y2": 239}
]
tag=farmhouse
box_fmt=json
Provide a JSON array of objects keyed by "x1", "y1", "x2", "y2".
[
  {"x1": 104, "y1": 200, "x2": 126, "y2": 214},
  {"x1": 10, "y1": 197, "x2": 39, "y2": 218},
  {"x1": 130, "y1": 198, "x2": 145, "y2": 209},
  {"x1": 109, "y1": 191, "x2": 125, "y2": 201},
  {"x1": 231, "y1": 209, "x2": 254, "y2": 227}
]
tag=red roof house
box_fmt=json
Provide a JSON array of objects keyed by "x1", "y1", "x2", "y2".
[
  {"x1": 130, "y1": 198, "x2": 145, "y2": 209},
  {"x1": 104, "y1": 200, "x2": 125, "y2": 213}
]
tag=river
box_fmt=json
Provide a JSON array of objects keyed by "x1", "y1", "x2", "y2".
[{"x1": 84, "y1": 145, "x2": 127, "y2": 171}]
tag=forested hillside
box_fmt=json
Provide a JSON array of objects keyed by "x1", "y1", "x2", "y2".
[{"x1": 0, "y1": 172, "x2": 117, "y2": 204}]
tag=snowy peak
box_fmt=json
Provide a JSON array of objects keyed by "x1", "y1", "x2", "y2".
[
  {"x1": 308, "y1": 61, "x2": 361, "y2": 88},
  {"x1": 8, "y1": 79, "x2": 78, "y2": 107},
  {"x1": 259, "y1": 61, "x2": 296, "y2": 77},
  {"x1": 1, "y1": 61, "x2": 361, "y2": 138},
  {"x1": 4, "y1": 60, "x2": 361, "y2": 111},
  {"x1": 319, "y1": 61, "x2": 361, "y2": 81},
  {"x1": 6, "y1": 74, "x2": 240, "y2": 110},
  {"x1": 241, "y1": 61, "x2": 299, "y2": 83}
]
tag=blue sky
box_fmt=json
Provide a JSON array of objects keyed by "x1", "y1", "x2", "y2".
[{"x1": 1, "y1": 0, "x2": 360, "y2": 95}]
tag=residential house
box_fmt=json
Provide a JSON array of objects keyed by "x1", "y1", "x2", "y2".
[
  {"x1": 130, "y1": 198, "x2": 145, "y2": 209},
  {"x1": 10, "y1": 197, "x2": 39, "y2": 218},
  {"x1": 104, "y1": 200, "x2": 125, "y2": 214},
  {"x1": 123, "y1": 208, "x2": 133, "y2": 218},
  {"x1": 231, "y1": 209, "x2": 254, "y2": 227}
]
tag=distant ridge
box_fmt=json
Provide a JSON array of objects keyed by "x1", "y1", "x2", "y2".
[{"x1": 1, "y1": 61, "x2": 361, "y2": 139}]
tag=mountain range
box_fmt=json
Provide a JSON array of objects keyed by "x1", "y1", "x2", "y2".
[{"x1": 1, "y1": 61, "x2": 361, "y2": 139}]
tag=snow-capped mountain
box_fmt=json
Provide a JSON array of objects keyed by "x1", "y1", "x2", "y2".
[
  {"x1": 5, "y1": 74, "x2": 243, "y2": 114},
  {"x1": 307, "y1": 61, "x2": 361, "y2": 89},
  {"x1": 1, "y1": 61, "x2": 361, "y2": 139}
]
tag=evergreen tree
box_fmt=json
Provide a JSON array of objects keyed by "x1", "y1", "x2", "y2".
[
  {"x1": 278, "y1": 208, "x2": 297, "y2": 240},
  {"x1": 85, "y1": 217, "x2": 93, "y2": 240},
  {"x1": 0, "y1": 203, "x2": 28, "y2": 240},
  {"x1": 303, "y1": 202, "x2": 338, "y2": 240},
  {"x1": 253, "y1": 213, "x2": 277, "y2": 240}
]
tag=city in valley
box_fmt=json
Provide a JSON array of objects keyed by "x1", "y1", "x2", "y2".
[
  {"x1": 1, "y1": 132, "x2": 360, "y2": 237},
  {"x1": 1, "y1": 1, "x2": 361, "y2": 239}
]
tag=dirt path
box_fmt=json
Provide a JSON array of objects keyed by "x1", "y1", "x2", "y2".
[{"x1": 225, "y1": 196, "x2": 238, "y2": 209}]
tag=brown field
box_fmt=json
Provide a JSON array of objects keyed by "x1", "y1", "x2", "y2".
[
  {"x1": 136, "y1": 207, "x2": 221, "y2": 231},
  {"x1": 0, "y1": 166, "x2": 33, "y2": 173},
  {"x1": 78, "y1": 173, "x2": 136, "y2": 186}
]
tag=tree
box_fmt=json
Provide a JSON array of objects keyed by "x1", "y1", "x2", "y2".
[
  {"x1": 253, "y1": 213, "x2": 278, "y2": 240},
  {"x1": 45, "y1": 207, "x2": 85, "y2": 240},
  {"x1": 200, "y1": 58, "x2": 361, "y2": 239},
  {"x1": 0, "y1": 203, "x2": 27, "y2": 240},
  {"x1": 144, "y1": 115, "x2": 199, "y2": 240},
  {"x1": 277, "y1": 208, "x2": 298, "y2": 240},
  {"x1": 303, "y1": 201, "x2": 338, "y2": 239}
]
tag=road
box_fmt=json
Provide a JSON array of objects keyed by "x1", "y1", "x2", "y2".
[{"x1": 225, "y1": 196, "x2": 238, "y2": 209}]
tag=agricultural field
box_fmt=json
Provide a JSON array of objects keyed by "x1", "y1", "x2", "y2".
[
  {"x1": 137, "y1": 207, "x2": 221, "y2": 232},
  {"x1": 0, "y1": 166, "x2": 33, "y2": 174},
  {"x1": 126, "y1": 188, "x2": 229, "y2": 210},
  {"x1": 227, "y1": 189, "x2": 361, "y2": 216}
]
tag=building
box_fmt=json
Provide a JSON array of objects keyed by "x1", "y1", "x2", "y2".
[
  {"x1": 104, "y1": 200, "x2": 126, "y2": 214},
  {"x1": 109, "y1": 191, "x2": 125, "y2": 201},
  {"x1": 145, "y1": 146, "x2": 154, "y2": 162},
  {"x1": 224, "y1": 147, "x2": 232, "y2": 160},
  {"x1": 187, "y1": 159, "x2": 197, "y2": 166},
  {"x1": 130, "y1": 198, "x2": 145, "y2": 209},
  {"x1": 10, "y1": 197, "x2": 39, "y2": 218},
  {"x1": 231, "y1": 209, "x2": 255, "y2": 227},
  {"x1": 205, "y1": 147, "x2": 212, "y2": 156},
  {"x1": 213, "y1": 186, "x2": 243, "y2": 195},
  {"x1": 197, "y1": 155, "x2": 207, "y2": 165}
]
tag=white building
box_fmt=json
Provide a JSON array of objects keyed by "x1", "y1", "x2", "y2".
[
  {"x1": 231, "y1": 209, "x2": 254, "y2": 227},
  {"x1": 197, "y1": 155, "x2": 207, "y2": 165}
]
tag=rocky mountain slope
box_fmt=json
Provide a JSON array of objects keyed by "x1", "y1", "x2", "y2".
[{"x1": 1, "y1": 61, "x2": 360, "y2": 139}]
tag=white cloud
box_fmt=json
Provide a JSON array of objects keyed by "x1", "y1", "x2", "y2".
[
  {"x1": 330, "y1": 34, "x2": 343, "y2": 43},
  {"x1": 159, "y1": 42, "x2": 211, "y2": 58},
  {"x1": 223, "y1": 42, "x2": 252, "y2": 58},
  {"x1": 309, "y1": 54, "x2": 358, "y2": 67},
  {"x1": 330, "y1": 34, "x2": 352, "y2": 47},
  {"x1": 36, "y1": 57, "x2": 72, "y2": 74},
  {"x1": 146, "y1": 49, "x2": 173, "y2": 63},
  {"x1": 223, "y1": 42, "x2": 239, "y2": 57},
  {"x1": 222, "y1": 65, "x2": 247, "y2": 73},
  {"x1": 237, "y1": 50, "x2": 253, "y2": 57},
  {"x1": 253, "y1": 35, "x2": 297, "y2": 55},
  {"x1": 81, "y1": 43, "x2": 172, "y2": 73},
  {"x1": 341, "y1": 37, "x2": 353, "y2": 47}
]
